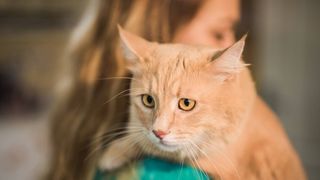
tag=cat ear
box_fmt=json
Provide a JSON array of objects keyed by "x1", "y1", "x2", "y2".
[
  {"x1": 118, "y1": 25, "x2": 154, "y2": 65},
  {"x1": 210, "y1": 34, "x2": 248, "y2": 79}
]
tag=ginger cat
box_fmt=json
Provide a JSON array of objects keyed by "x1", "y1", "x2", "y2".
[{"x1": 99, "y1": 26, "x2": 306, "y2": 180}]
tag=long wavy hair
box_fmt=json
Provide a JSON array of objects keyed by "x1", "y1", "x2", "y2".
[{"x1": 49, "y1": 0, "x2": 202, "y2": 179}]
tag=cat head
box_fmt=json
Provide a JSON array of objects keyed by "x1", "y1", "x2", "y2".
[{"x1": 118, "y1": 26, "x2": 254, "y2": 158}]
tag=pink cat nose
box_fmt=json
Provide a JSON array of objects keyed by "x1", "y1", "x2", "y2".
[{"x1": 152, "y1": 130, "x2": 168, "y2": 139}]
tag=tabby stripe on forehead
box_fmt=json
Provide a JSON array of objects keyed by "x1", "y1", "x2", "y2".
[
  {"x1": 163, "y1": 70, "x2": 169, "y2": 97},
  {"x1": 175, "y1": 56, "x2": 181, "y2": 70},
  {"x1": 182, "y1": 59, "x2": 186, "y2": 69},
  {"x1": 177, "y1": 52, "x2": 186, "y2": 69}
]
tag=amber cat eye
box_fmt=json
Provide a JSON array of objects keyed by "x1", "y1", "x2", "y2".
[
  {"x1": 178, "y1": 98, "x2": 196, "y2": 111},
  {"x1": 141, "y1": 94, "x2": 155, "y2": 108}
]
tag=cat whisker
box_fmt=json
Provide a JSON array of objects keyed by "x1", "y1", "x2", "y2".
[
  {"x1": 189, "y1": 141, "x2": 210, "y2": 180},
  {"x1": 97, "y1": 134, "x2": 143, "y2": 164},
  {"x1": 184, "y1": 143, "x2": 204, "y2": 180},
  {"x1": 177, "y1": 155, "x2": 185, "y2": 180},
  {"x1": 199, "y1": 139, "x2": 241, "y2": 180},
  {"x1": 103, "y1": 88, "x2": 143, "y2": 105},
  {"x1": 98, "y1": 76, "x2": 142, "y2": 83},
  {"x1": 136, "y1": 138, "x2": 153, "y2": 160},
  {"x1": 116, "y1": 92, "x2": 142, "y2": 98},
  {"x1": 96, "y1": 126, "x2": 143, "y2": 138},
  {"x1": 89, "y1": 127, "x2": 143, "y2": 147},
  {"x1": 101, "y1": 126, "x2": 144, "y2": 135},
  {"x1": 86, "y1": 131, "x2": 143, "y2": 161},
  {"x1": 189, "y1": 139, "x2": 221, "y2": 180},
  {"x1": 100, "y1": 129, "x2": 144, "y2": 148},
  {"x1": 134, "y1": 140, "x2": 144, "y2": 160}
]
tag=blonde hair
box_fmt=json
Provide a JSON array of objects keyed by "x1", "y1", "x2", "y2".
[{"x1": 49, "y1": 0, "x2": 202, "y2": 179}]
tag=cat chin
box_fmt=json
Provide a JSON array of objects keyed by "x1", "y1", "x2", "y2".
[{"x1": 155, "y1": 142, "x2": 180, "y2": 152}]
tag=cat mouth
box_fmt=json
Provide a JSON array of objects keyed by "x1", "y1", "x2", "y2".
[
  {"x1": 156, "y1": 140, "x2": 180, "y2": 152},
  {"x1": 145, "y1": 132, "x2": 180, "y2": 152},
  {"x1": 159, "y1": 140, "x2": 176, "y2": 146}
]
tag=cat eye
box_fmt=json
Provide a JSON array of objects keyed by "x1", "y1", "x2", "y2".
[
  {"x1": 141, "y1": 94, "x2": 155, "y2": 108},
  {"x1": 178, "y1": 98, "x2": 196, "y2": 111}
]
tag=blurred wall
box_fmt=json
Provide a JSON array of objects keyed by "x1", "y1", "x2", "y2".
[
  {"x1": 0, "y1": 1, "x2": 86, "y2": 179},
  {"x1": 253, "y1": 0, "x2": 320, "y2": 179},
  {"x1": 0, "y1": 0, "x2": 86, "y2": 117}
]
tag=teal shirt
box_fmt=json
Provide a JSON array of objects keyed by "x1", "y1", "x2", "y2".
[{"x1": 95, "y1": 157, "x2": 211, "y2": 180}]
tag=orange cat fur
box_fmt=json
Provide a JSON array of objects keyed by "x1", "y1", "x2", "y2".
[{"x1": 99, "y1": 26, "x2": 306, "y2": 180}]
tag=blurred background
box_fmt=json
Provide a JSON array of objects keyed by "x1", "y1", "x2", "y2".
[{"x1": 0, "y1": 0, "x2": 319, "y2": 179}]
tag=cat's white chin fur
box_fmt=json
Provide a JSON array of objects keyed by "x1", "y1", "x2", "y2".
[
  {"x1": 147, "y1": 133, "x2": 180, "y2": 152},
  {"x1": 155, "y1": 141, "x2": 180, "y2": 152}
]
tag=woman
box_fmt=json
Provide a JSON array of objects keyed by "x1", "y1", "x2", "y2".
[{"x1": 49, "y1": 0, "x2": 240, "y2": 179}]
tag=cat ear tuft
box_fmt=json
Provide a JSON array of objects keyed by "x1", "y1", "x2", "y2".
[
  {"x1": 117, "y1": 25, "x2": 153, "y2": 65},
  {"x1": 212, "y1": 34, "x2": 248, "y2": 75}
]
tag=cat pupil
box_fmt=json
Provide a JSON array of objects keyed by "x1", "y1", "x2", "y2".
[
  {"x1": 184, "y1": 99, "x2": 190, "y2": 106},
  {"x1": 147, "y1": 96, "x2": 153, "y2": 104}
]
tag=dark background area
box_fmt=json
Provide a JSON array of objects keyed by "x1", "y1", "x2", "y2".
[{"x1": 0, "y1": 0, "x2": 319, "y2": 179}]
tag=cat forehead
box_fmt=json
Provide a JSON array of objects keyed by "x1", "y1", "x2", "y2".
[
  {"x1": 151, "y1": 44, "x2": 219, "y2": 63},
  {"x1": 137, "y1": 45, "x2": 222, "y2": 85}
]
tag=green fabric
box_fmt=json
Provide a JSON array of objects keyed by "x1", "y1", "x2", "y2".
[{"x1": 94, "y1": 157, "x2": 211, "y2": 180}]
